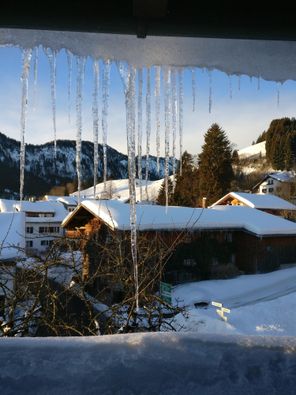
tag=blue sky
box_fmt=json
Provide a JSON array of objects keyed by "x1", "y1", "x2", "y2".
[{"x1": 0, "y1": 45, "x2": 296, "y2": 156}]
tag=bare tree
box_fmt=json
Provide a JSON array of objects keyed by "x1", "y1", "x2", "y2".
[{"x1": 0, "y1": 229, "x2": 187, "y2": 337}]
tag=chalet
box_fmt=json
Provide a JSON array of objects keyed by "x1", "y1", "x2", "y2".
[
  {"x1": 0, "y1": 199, "x2": 68, "y2": 253},
  {"x1": 210, "y1": 192, "x2": 296, "y2": 217},
  {"x1": 253, "y1": 171, "x2": 296, "y2": 203},
  {"x1": 62, "y1": 200, "x2": 296, "y2": 284}
]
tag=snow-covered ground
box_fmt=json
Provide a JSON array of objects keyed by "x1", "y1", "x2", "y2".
[
  {"x1": 71, "y1": 177, "x2": 172, "y2": 203},
  {"x1": 238, "y1": 141, "x2": 266, "y2": 159},
  {"x1": 173, "y1": 265, "x2": 296, "y2": 336}
]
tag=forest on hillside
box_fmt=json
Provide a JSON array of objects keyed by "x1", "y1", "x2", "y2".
[
  {"x1": 257, "y1": 117, "x2": 296, "y2": 170},
  {"x1": 158, "y1": 118, "x2": 296, "y2": 207}
]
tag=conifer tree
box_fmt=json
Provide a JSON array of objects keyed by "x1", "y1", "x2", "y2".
[
  {"x1": 156, "y1": 177, "x2": 174, "y2": 206},
  {"x1": 265, "y1": 117, "x2": 296, "y2": 170},
  {"x1": 198, "y1": 123, "x2": 234, "y2": 205},
  {"x1": 172, "y1": 151, "x2": 200, "y2": 207}
]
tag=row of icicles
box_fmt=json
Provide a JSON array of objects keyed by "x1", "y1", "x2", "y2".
[{"x1": 18, "y1": 46, "x2": 282, "y2": 313}]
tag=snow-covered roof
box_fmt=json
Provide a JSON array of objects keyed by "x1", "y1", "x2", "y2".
[
  {"x1": 14, "y1": 201, "x2": 68, "y2": 223},
  {"x1": 57, "y1": 196, "x2": 77, "y2": 206},
  {"x1": 0, "y1": 212, "x2": 25, "y2": 260},
  {"x1": 45, "y1": 195, "x2": 78, "y2": 206},
  {"x1": 0, "y1": 199, "x2": 17, "y2": 213},
  {"x1": 211, "y1": 192, "x2": 296, "y2": 211},
  {"x1": 14, "y1": 201, "x2": 55, "y2": 213},
  {"x1": 62, "y1": 200, "x2": 296, "y2": 237},
  {"x1": 269, "y1": 171, "x2": 296, "y2": 183},
  {"x1": 238, "y1": 141, "x2": 266, "y2": 159},
  {"x1": 2, "y1": 29, "x2": 296, "y2": 82},
  {"x1": 71, "y1": 178, "x2": 170, "y2": 203}
]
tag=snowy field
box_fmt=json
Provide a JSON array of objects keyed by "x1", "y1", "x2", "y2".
[{"x1": 173, "y1": 265, "x2": 296, "y2": 336}]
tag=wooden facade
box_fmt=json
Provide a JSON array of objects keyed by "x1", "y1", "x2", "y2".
[{"x1": 63, "y1": 206, "x2": 296, "y2": 288}]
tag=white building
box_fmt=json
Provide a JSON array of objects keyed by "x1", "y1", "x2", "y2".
[
  {"x1": 14, "y1": 201, "x2": 68, "y2": 253},
  {"x1": 0, "y1": 199, "x2": 68, "y2": 253},
  {"x1": 253, "y1": 171, "x2": 296, "y2": 203}
]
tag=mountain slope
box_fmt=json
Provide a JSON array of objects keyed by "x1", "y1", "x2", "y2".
[{"x1": 0, "y1": 132, "x2": 174, "y2": 198}]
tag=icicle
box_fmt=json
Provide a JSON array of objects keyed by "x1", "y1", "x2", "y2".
[
  {"x1": 249, "y1": 76, "x2": 253, "y2": 84},
  {"x1": 102, "y1": 59, "x2": 111, "y2": 193},
  {"x1": 122, "y1": 65, "x2": 139, "y2": 313},
  {"x1": 116, "y1": 62, "x2": 139, "y2": 311},
  {"x1": 238, "y1": 75, "x2": 241, "y2": 91},
  {"x1": 19, "y1": 48, "x2": 33, "y2": 207},
  {"x1": 164, "y1": 67, "x2": 171, "y2": 208},
  {"x1": 191, "y1": 68, "x2": 196, "y2": 111},
  {"x1": 32, "y1": 47, "x2": 39, "y2": 111},
  {"x1": 229, "y1": 74, "x2": 233, "y2": 99},
  {"x1": 137, "y1": 68, "x2": 143, "y2": 201},
  {"x1": 66, "y1": 50, "x2": 73, "y2": 124},
  {"x1": 178, "y1": 68, "x2": 184, "y2": 175},
  {"x1": 75, "y1": 56, "x2": 86, "y2": 204},
  {"x1": 171, "y1": 68, "x2": 177, "y2": 188},
  {"x1": 92, "y1": 60, "x2": 99, "y2": 198},
  {"x1": 257, "y1": 76, "x2": 261, "y2": 90},
  {"x1": 277, "y1": 82, "x2": 280, "y2": 107},
  {"x1": 154, "y1": 65, "x2": 161, "y2": 175},
  {"x1": 208, "y1": 69, "x2": 212, "y2": 114},
  {"x1": 145, "y1": 67, "x2": 151, "y2": 200},
  {"x1": 45, "y1": 48, "x2": 57, "y2": 157}
]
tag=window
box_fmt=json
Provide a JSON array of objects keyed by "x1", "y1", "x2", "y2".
[
  {"x1": 41, "y1": 240, "x2": 53, "y2": 246},
  {"x1": 39, "y1": 226, "x2": 59, "y2": 234},
  {"x1": 26, "y1": 212, "x2": 54, "y2": 218},
  {"x1": 267, "y1": 179, "x2": 274, "y2": 185},
  {"x1": 224, "y1": 232, "x2": 232, "y2": 242},
  {"x1": 262, "y1": 188, "x2": 267, "y2": 193},
  {"x1": 26, "y1": 240, "x2": 33, "y2": 248},
  {"x1": 26, "y1": 226, "x2": 33, "y2": 234},
  {"x1": 183, "y1": 258, "x2": 197, "y2": 267},
  {"x1": 268, "y1": 188, "x2": 274, "y2": 193}
]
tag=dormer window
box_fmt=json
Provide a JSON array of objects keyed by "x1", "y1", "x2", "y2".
[{"x1": 26, "y1": 212, "x2": 54, "y2": 218}]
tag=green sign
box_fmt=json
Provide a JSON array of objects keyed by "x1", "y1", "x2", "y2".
[{"x1": 160, "y1": 281, "x2": 172, "y2": 304}]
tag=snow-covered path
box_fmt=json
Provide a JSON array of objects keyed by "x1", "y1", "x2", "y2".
[
  {"x1": 173, "y1": 265, "x2": 296, "y2": 308},
  {"x1": 172, "y1": 266, "x2": 296, "y2": 337}
]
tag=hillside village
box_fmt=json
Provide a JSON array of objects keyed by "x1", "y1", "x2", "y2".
[{"x1": 2, "y1": 118, "x2": 296, "y2": 337}]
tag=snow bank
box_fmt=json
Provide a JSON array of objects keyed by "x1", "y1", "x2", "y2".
[
  {"x1": 173, "y1": 266, "x2": 296, "y2": 337},
  {"x1": 2, "y1": 29, "x2": 296, "y2": 82},
  {"x1": 0, "y1": 332, "x2": 296, "y2": 395}
]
